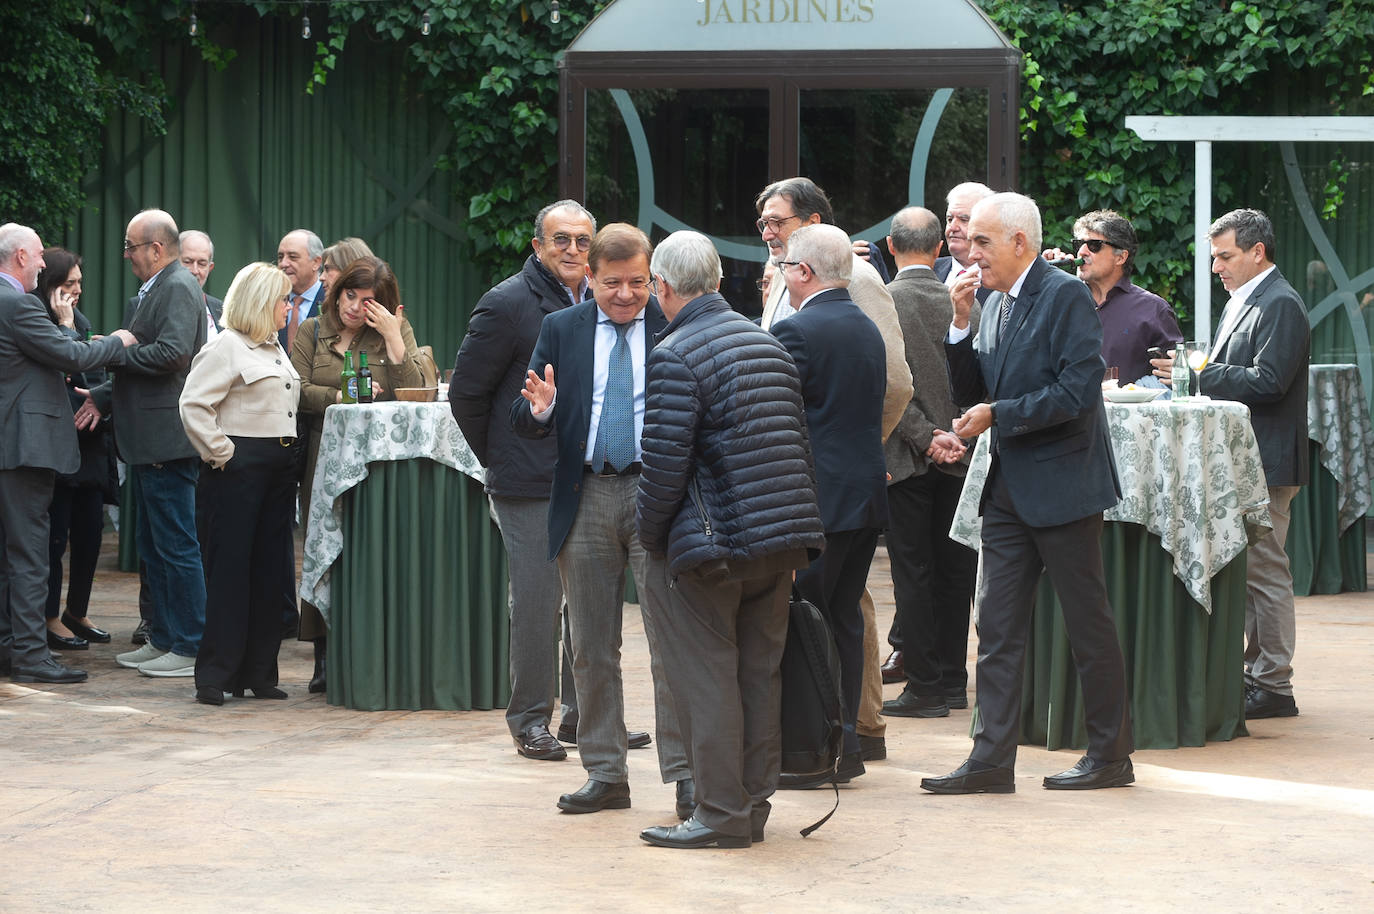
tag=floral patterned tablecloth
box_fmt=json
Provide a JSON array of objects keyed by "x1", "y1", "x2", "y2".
[
  {"x1": 1307, "y1": 364, "x2": 1374, "y2": 535},
  {"x1": 949, "y1": 399, "x2": 1273, "y2": 613},
  {"x1": 299, "y1": 401, "x2": 485, "y2": 619}
]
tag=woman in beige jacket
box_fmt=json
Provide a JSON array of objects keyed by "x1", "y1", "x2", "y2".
[
  {"x1": 180, "y1": 262, "x2": 300, "y2": 706},
  {"x1": 291, "y1": 255, "x2": 426, "y2": 691}
]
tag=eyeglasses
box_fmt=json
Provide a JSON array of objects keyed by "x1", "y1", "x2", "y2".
[
  {"x1": 776, "y1": 260, "x2": 807, "y2": 273},
  {"x1": 755, "y1": 215, "x2": 801, "y2": 234},
  {"x1": 549, "y1": 232, "x2": 592, "y2": 251},
  {"x1": 122, "y1": 240, "x2": 155, "y2": 253},
  {"x1": 1072, "y1": 238, "x2": 1120, "y2": 253},
  {"x1": 755, "y1": 278, "x2": 770, "y2": 291},
  {"x1": 596, "y1": 277, "x2": 653, "y2": 292}
]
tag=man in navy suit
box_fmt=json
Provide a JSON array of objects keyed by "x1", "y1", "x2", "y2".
[
  {"x1": 277, "y1": 229, "x2": 325, "y2": 352},
  {"x1": 923, "y1": 192, "x2": 1134, "y2": 794},
  {"x1": 1154, "y1": 208, "x2": 1309, "y2": 720},
  {"x1": 512, "y1": 224, "x2": 689, "y2": 816},
  {"x1": 770, "y1": 224, "x2": 889, "y2": 787}
]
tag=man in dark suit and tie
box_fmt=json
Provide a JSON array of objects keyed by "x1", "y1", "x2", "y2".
[
  {"x1": 179, "y1": 229, "x2": 223, "y2": 328},
  {"x1": 1153, "y1": 208, "x2": 1309, "y2": 720},
  {"x1": 0, "y1": 223, "x2": 135, "y2": 683},
  {"x1": 512, "y1": 223, "x2": 689, "y2": 816},
  {"x1": 923, "y1": 192, "x2": 1134, "y2": 794},
  {"x1": 277, "y1": 229, "x2": 325, "y2": 352},
  {"x1": 770, "y1": 224, "x2": 890, "y2": 787}
]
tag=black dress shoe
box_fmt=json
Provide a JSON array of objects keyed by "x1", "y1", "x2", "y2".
[
  {"x1": 920, "y1": 759, "x2": 1015, "y2": 794},
  {"x1": 11, "y1": 658, "x2": 88, "y2": 684},
  {"x1": 515, "y1": 724, "x2": 568, "y2": 761},
  {"x1": 196, "y1": 686, "x2": 225, "y2": 706},
  {"x1": 858, "y1": 734, "x2": 886, "y2": 761},
  {"x1": 131, "y1": 619, "x2": 150, "y2": 645},
  {"x1": 308, "y1": 638, "x2": 327, "y2": 694},
  {"x1": 1043, "y1": 755, "x2": 1134, "y2": 790},
  {"x1": 555, "y1": 723, "x2": 652, "y2": 750},
  {"x1": 883, "y1": 689, "x2": 950, "y2": 718},
  {"x1": 675, "y1": 778, "x2": 696, "y2": 820},
  {"x1": 62, "y1": 614, "x2": 111, "y2": 643},
  {"x1": 943, "y1": 688, "x2": 969, "y2": 710},
  {"x1": 749, "y1": 802, "x2": 769, "y2": 843},
  {"x1": 558, "y1": 779, "x2": 630, "y2": 813},
  {"x1": 232, "y1": 686, "x2": 288, "y2": 699},
  {"x1": 1245, "y1": 687, "x2": 1298, "y2": 719},
  {"x1": 47, "y1": 630, "x2": 89, "y2": 651},
  {"x1": 640, "y1": 815, "x2": 750, "y2": 849},
  {"x1": 880, "y1": 649, "x2": 905, "y2": 684}
]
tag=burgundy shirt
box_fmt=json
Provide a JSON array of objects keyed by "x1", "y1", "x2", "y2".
[{"x1": 1097, "y1": 277, "x2": 1182, "y2": 384}]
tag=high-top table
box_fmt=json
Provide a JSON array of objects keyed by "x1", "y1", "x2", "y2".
[
  {"x1": 1285, "y1": 364, "x2": 1373, "y2": 595},
  {"x1": 300, "y1": 401, "x2": 509, "y2": 711},
  {"x1": 950, "y1": 398, "x2": 1272, "y2": 749}
]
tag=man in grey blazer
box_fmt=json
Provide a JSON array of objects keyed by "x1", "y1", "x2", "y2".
[
  {"x1": 0, "y1": 223, "x2": 135, "y2": 683},
  {"x1": 1155, "y1": 208, "x2": 1309, "y2": 720},
  {"x1": 924, "y1": 193, "x2": 1134, "y2": 794},
  {"x1": 84, "y1": 210, "x2": 210, "y2": 678}
]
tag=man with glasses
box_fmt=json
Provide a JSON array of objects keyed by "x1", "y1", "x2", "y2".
[
  {"x1": 1042, "y1": 210, "x2": 1181, "y2": 384},
  {"x1": 512, "y1": 223, "x2": 689, "y2": 817},
  {"x1": 755, "y1": 176, "x2": 912, "y2": 766},
  {"x1": 83, "y1": 210, "x2": 210, "y2": 679}
]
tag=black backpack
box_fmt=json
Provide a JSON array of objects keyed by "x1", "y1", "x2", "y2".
[{"x1": 779, "y1": 590, "x2": 844, "y2": 835}]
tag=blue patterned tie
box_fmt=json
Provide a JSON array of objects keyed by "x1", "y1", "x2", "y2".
[{"x1": 592, "y1": 320, "x2": 635, "y2": 472}]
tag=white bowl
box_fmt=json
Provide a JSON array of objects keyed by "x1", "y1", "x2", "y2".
[{"x1": 1104, "y1": 387, "x2": 1166, "y2": 404}]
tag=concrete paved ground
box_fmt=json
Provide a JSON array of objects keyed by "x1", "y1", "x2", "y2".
[{"x1": 3, "y1": 542, "x2": 1372, "y2": 913}]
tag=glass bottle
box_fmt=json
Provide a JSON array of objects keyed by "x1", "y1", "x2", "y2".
[
  {"x1": 340, "y1": 350, "x2": 358, "y2": 404},
  {"x1": 357, "y1": 350, "x2": 374, "y2": 403},
  {"x1": 1171, "y1": 341, "x2": 1191, "y2": 401}
]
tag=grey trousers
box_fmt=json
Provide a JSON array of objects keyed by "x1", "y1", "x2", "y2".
[
  {"x1": 646, "y1": 552, "x2": 794, "y2": 838},
  {"x1": 556, "y1": 473, "x2": 688, "y2": 785},
  {"x1": 489, "y1": 495, "x2": 577, "y2": 736},
  {"x1": 1244, "y1": 485, "x2": 1300, "y2": 695},
  {"x1": 0, "y1": 467, "x2": 57, "y2": 668}
]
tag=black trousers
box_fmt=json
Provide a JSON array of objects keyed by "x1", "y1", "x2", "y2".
[
  {"x1": 887, "y1": 470, "x2": 977, "y2": 696},
  {"x1": 46, "y1": 484, "x2": 105, "y2": 620},
  {"x1": 795, "y1": 527, "x2": 879, "y2": 757},
  {"x1": 194, "y1": 437, "x2": 296, "y2": 692},
  {"x1": 971, "y1": 468, "x2": 1133, "y2": 768}
]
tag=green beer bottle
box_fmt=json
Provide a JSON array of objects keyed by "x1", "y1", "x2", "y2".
[
  {"x1": 357, "y1": 350, "x2": 374, "y2": 403},
  {"x1": 340, "y1": 350, "x2": 358, "y2": 404}
]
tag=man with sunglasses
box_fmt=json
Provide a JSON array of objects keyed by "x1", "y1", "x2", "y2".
[{"x1": 1043, "y1": 210, "x2": 1181, "y2": 384}]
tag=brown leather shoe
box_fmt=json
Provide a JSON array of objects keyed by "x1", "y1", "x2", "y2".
[
  {"x1": 881, "y1": 649, "x2": 905, "y2": 684},
  {"x1": 515, "y1": 724, "x2": 568, "y2": 761}
]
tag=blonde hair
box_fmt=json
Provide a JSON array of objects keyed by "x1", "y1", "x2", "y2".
[{"x1": 222, "y1": 262, "x2": 291, "y2": 342}]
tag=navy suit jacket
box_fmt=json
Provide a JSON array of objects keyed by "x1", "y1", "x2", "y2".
[
  {"x1": 278, "y1": 281, "x2": 325, "y2": 350},
  {"x1": 511, "y1": 298, "x2": 668, "y2": 560},
  {"x1": 945, "y1": 256, "x2": 1120, "y2": 528},
  {"x1": 771, "y1": 287, "x2": 889, "y2": 534}
]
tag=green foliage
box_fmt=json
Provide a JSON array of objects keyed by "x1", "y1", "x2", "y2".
[{"x1": 982, "y1": 0, "x2": 1374, "y2": 323}]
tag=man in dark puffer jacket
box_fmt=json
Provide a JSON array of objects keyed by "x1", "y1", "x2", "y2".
[{"x1": 636, "y1": 231, "x2": 825, "y2": 850}]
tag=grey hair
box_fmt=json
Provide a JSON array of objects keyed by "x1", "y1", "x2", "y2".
[
  {"x1": 977, "y1": 192, "x2": 1042, "y2": 251},
  {"x1": 1073, "y1": 210, "x2": 1137, "y2": 275},
  {"x1": 650, "y1": 230, "x2": 722, "y2": 299},
  {"x1": 0, "y1": 222, "x2": 39, "y2": 266},
  {"x1": 534, "y1": 199, "x2": 597, "y2": 241},
  {"x1": 179, "y1": 229, "x2": 214, "y2": 260},
  {"x1": 888, "y1": 206, "x2": 943, "y2": 255},
  {"x1": 1209, "y1": 208, "x2": 1276, "y2": 263},
  {"x1": 786, "y1": 224, "x2": 852, "y2": 286},
  {"x1": 946, "y1": 182, "x2": 995, "y2": 206},
  {"x1": 284, "y1": 229, "x2": 324, "y2": 260}
]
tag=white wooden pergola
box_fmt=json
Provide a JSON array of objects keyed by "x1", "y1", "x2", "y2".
[{"x1": 1124, "y1": 116, "x2": 1374, "y2": 343}]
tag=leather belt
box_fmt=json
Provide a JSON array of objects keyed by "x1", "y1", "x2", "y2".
[{"x1": 585, "y1": 462, "x2": 641, "y2": 477}]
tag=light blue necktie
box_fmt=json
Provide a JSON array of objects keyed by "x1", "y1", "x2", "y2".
[{"x1": 592, "y1": 321, "x2": 635, "y2": 472}]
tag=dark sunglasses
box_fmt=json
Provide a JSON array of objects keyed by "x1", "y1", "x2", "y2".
[{"x1": 1072, "y1": 238, "x2": 1121, "y2": 253}]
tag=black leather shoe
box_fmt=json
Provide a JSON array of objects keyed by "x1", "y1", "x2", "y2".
[
  {"x1": 883, "y1": 689, "x2": 950, "y2": 718},
  {"x1": 131, "y1": 619, "x2": 150, "y2": 645},
  {"x1": 640, "y1": 815, "x2": 750, "y2": 849},
  {"x1": 750, "y1": 802, "x2": 769, "y2": 843},
  {"x1": 555, "y1": 723, "x2": 652, "y2": 750},
  {"x1": 921, "y1": 759, "x2": 1015, "y2": 794},
  {"x1": 1043, "y1": 755, "x2": 1134, "y2": 790},
  {"x1": 11, "y1": 658, "x2": 88, "y2": 684},
  {"x1": 196, "y1": 686, "x2": 225, "y2": 706},
  {"x1": 233, "y1": 686, "x2": 288, "y2": 699},
  {"x1": 308, "y1": 638, "x2": 327, "y2": 694},
  {"x1": 557, "y1": 779, "x2": 630, "y2": 813},
  {"x1": 515, "y1": 724, "x2": 568, "y2": 761},
  {"x1": 47, "y1": 630, "x2": 89, "y2": 651},
  {"x1": 858, "y1": 734, "x2": 886, "y2": 761},
  {"x1": 1245, "y1": 687, "x2": 1298, "y2": 719},
  {"x1": 881, "y1": 649, "x2": 905, "y2": 684},
  {"x1": 944, "y1": 688, "x2": 969, "y2": 710},
  {"x1": 62, "y1": 614, "x2": 111, "y2": 643},
  {"x1": 675, "y1": 778, "x2": 696, "y2": 820}
]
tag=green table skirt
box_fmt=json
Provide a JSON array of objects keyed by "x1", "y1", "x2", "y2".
[
  {"x1": 328, "y1": 458, "x2": 511, "y2": 711},
  {"x1": 1017, "y1": 521, "x2": 1249, "y2": 750},
  {"x1": 1285, "y1": 441, "x2": 1368, "y2": 596}
]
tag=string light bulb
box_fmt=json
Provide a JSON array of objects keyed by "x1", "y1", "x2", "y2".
[
  {"x1": 421, "y1": 11, "x2": 431, "y2": 36},
  {"x1": 551, "y1": 1, "x2": 560, "y2": 24},
  {"x1": 83, "y1": 5, "x2": 93, "y2": 26},
  {"x1": 302, "y1": 14, "x2": 311, "y2": 39},
  {"x1": 189, "y1": 10, "x2": 198, "y2": 36}
]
